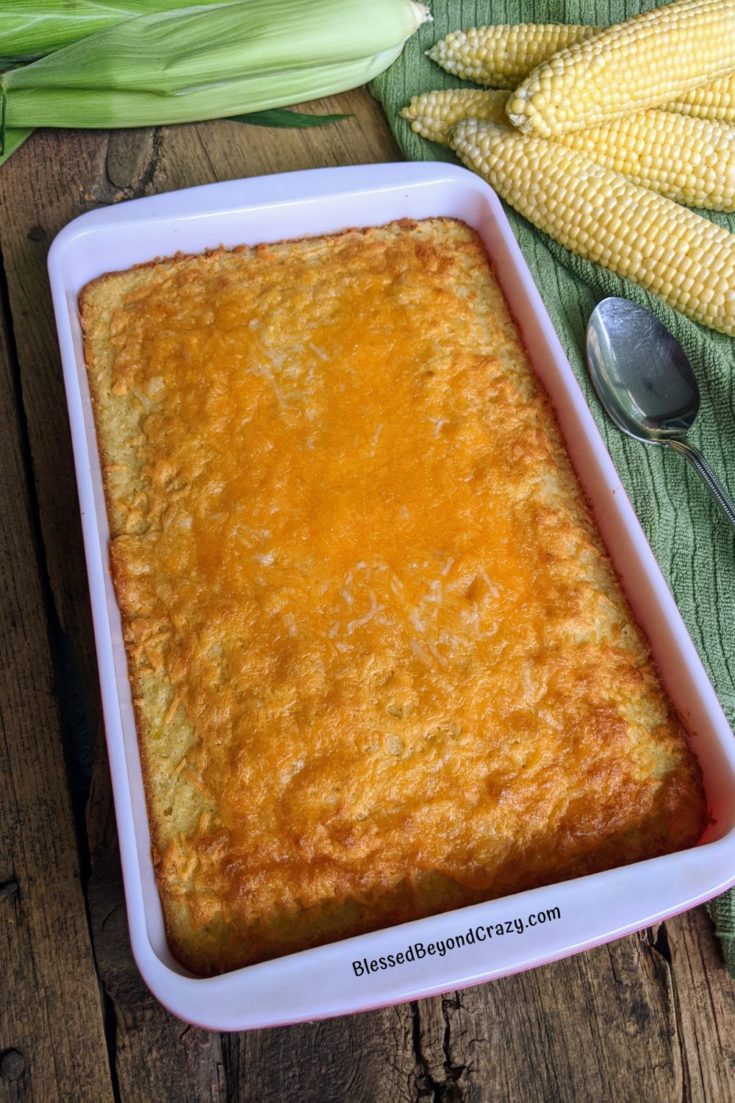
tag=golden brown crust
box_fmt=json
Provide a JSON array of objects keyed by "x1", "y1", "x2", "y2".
[{"x1": 81, "y1": 218, "x2": 707, "y2": 976}]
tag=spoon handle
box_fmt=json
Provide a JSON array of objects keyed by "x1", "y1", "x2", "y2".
[{"x1": 668, "y1": 439, "x2": 735, "y2": 533}]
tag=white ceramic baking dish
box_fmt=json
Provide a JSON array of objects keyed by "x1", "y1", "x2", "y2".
[{"x1": 48, "y1": 162, "x2": 735, "y2": 1031}]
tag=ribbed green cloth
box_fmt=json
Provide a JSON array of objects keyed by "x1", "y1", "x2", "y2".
[{"x1": 371, "y1": 0, "x2": 735, "y2": 973}]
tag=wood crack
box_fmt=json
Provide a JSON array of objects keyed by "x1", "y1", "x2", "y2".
[
  {"x1": 441, "y1": 994, "x2": 467, "y2": 1099},
  {"x1": 0, "y1": 877, "x2": 19, "y2": 903},
  {"x1": 411, "y1": 1001, "x2": 442, "y2": 1101},
  {"x1": 411, "y1": 999, "x2": 466, "y2": 1102},
  {"x1": 101, "y1": 984, "x2": 124, "y2": 1103},
  {"x1": 657, "y1": 925, "x2": 691, "y2": 1103},
  {"x1": 222, "y1": 1033, "x2": 241, "y2": 1103},
  {"x1": 649, "y1": 922, "x2": 673, "y2": 966}
]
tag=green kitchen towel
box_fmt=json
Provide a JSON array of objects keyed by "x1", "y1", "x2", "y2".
[{"x1": 371, "y1": 0, "x2": 735, "y2": 972}]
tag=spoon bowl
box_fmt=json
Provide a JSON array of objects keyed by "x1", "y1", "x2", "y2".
[{"x1": 586, "y1": 297, "x2": 735, "y2": 531}]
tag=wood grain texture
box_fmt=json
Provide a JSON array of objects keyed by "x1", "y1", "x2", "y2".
[
  {"x1": 89, "y1": 842, "x2": 226, "y2": 1103},
  {"x1": 1, "y1": 87, "x2": 735, "y2": 1103},
  {"x1": 411, "y1": 930, "x2": 681, "y2": 1103},
  {"x1": 665, "y1": 907, "x2": 735, "y2": 1101},
  {"x1": 225, "y1": 1006, "x2": 420, "y2": 1102},
  {"x1": 0, "y1": 252, "x2": 111, "y2": 1102}
]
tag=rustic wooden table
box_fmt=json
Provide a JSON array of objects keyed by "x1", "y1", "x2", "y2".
[{"x1": 2, "y1": 88, "x2": 735, "y2": 1103}]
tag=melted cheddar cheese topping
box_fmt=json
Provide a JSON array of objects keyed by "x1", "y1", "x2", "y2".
[{"x1": 81, "y1": 219, "x2": 706, "y2": 975}]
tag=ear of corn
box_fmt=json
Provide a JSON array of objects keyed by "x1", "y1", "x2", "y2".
[
  {"x1": 427, "y1": 23, "x2": 599, "y2": 88},
  {"x1": 668, "y1": 71, "x2": 735, "y2": 122},
  {"x1": 401, "y1": 88, "x2": 510, "y2": 143},
  {"x1": 507, "y1": 0, "x2": 735, "y2": 136},
  {"x1": 558, "y1": 109, "x2": 735, "y2": 212},
  {"x1": 1, "y1": 0, "x2": 430, "y2": 128},
  {"x1": 0, "y1": 0, "x2": 226, "y2": 63},
  {"x1": 4, "y1": 49, "x2": 408, "y2": 130},
  {"x1": 4, "y1": 0, "x2": 431, "y2": 96},
  {"x1": 402, "y1": 87, "x2": 735, "y2": 211},
  {"x1": 449, "y1": 119, "x2": 735, "y2": 336},
  {"x1": 427, "y1": 19, "x2": 735, "y2": 125}
]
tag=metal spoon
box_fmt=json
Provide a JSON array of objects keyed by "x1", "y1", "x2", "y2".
[{"x1": 586, "y1": 296, "x2": 735, "y2": 532}]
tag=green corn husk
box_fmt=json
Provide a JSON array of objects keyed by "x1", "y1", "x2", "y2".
[
  {"x1": 0, "y1": 0, "x2": 227, "y2": 64},
  {"x1": 1, "y1": 0, "x2": 431, "y2": 131},
  {"x1": 5, "y1": 0, "x2": 430, "y2": 94},
  {"x1": 4, "y1": 49, "x2": 407, "y2": 131}
]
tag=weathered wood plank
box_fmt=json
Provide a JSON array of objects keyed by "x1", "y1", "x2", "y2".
[
  {"x1": 411, "y1": 928, "x2": 681, "y2": 1103},
  {"x1": 665, "y1": 907, "x2": 735, "y2": 1102},
  {"x1": 157, "y1": 89, "x2": 401, "y2": 193},
  {"x1": 0, "y1": 123, "x2": 228, "y2": 1103},
  {"x1": 0, "y1": 127, "x2": 111, "y2": 844},
  {"x1": 226, "y1": 1006, "x2": 419, "y2": 1102},
  {"x1": 88, "y1": 838, "x2": 227, "y2": 1103},
  {"x1": 0, "y1": 128, "x2": 109, "y2": 650},
  {"x1": 0, "y1": 261, "x2": 112, "y2": 1102},
  {"x1": 86, "y1": 755, "x2": 228, "y2": 1101}
]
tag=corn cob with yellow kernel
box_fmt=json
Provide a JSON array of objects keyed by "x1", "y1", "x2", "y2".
[
  {"x1": 668, "y1": 71, "x2": 735, "y2": 122},
  {"x1": 426, "y1": 23, "x2": 599, "y2": 87},
  {"x1": 506, "y1": 0, "x2": 735, "y2": 136},
  {"x1": 427, "y1": 16, "x2": 735, "y2": 126},
  {"x1": 449, "y1": 119, "x2": 735, "y2": 336},
  {"x1": 558, "y1": 110, "x2": 735, "y2": 210},
  {"x1": 402, "y1": 87, "x2": 735, "y2": 211},
  {"x1": 401, "y1": 88, "x2": 510, "y2": 142}
]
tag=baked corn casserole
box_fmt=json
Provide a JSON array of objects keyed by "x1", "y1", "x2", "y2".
[{"x1": 80, "y1": 217, "x2": 707, "y2": 976}]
